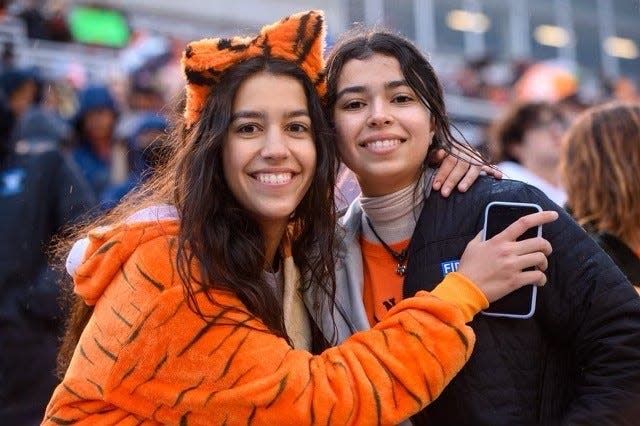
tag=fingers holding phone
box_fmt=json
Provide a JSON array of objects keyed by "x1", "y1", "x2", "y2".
[{"x1": 457, "y1": 203, "x2": 558, "y2": 318}]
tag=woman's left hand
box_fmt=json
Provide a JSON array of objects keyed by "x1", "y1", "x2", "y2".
[{"x1": 429, "y1": 148, "x2": 502, "y2": 197}]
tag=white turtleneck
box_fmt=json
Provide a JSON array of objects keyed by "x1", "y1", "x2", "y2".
[{"x1": 360, "y1": 169, "x2": 434, "y2": 244}]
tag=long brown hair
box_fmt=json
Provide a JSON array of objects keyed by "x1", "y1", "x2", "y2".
[
  {"x1": 560, "y1": 101, "x2": 640, "y2": 243},
  {"x1": 324, "y1": 27, "x2": 488, "y2": 170},
  {"x1": 56, "y1": 57, "x2": 338, "y2": 377}
]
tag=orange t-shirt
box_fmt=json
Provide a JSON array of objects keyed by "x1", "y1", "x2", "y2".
[{"x1": 361, "y1": 236, "x2": 410, "y2": 326}]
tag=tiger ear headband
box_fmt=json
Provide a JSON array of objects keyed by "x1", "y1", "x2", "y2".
[{"x1": 181, "y1": 10, "x2": 327, "y2": 129}]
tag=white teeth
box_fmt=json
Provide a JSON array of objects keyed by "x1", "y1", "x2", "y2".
[
  {"x1": 365, "y1": 139, "x2": 401, "y2": 148},
  {"x1": 255, "y1": 173, "x2": 292, "y2": 184}
]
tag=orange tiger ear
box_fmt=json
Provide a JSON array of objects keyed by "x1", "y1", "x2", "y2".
[{"x1": 181, "y1": 10, "x2": 327, "y2": 129}]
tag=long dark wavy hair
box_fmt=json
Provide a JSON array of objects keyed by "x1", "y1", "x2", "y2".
[
  {"x1": 324, "y1": 27, "x2": 488, "y2": 171},
  {"x1": 56, "y1": 57, "x2": 338, "y2": 377}
]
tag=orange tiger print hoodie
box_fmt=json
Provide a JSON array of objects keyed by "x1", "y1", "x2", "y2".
[{"x1": 43, "y1": 206, "x2": 488, "y2": 426}]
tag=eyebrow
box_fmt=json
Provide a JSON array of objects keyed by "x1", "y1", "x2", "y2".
[
  {"x1": 335, "y1": 79, "x2": 410, "y2": 100},
  {"x1": 230, "y1": 109, "x2": 309, "y2": 121}
]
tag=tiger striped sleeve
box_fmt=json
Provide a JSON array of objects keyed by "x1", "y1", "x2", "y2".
[{"x1": 45, "y1": 235, "x2": 477, "y2": 425}]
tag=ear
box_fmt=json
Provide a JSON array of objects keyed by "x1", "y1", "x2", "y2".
[{"x1": 429, "y1": 116, "x2": 436, "y2": 139}]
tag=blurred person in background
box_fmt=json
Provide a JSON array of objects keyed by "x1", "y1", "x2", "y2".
[
  {"x1": 0, "y1": 97, "x2": 95, "y2": 424},
  {"x1": 13, "y1": 105, "x2": 72, "y2": 152},
  {"x1": 70, "y1": 84, "x2": 120, "y2": 197},
  {"x1": 489, "y1": 101, "x2": 568, "y2": 206},
  {"x1": 100, "y1": 112, "x2": 168, "y2": 210},
  {"x1": 560, "y1": 101, "x2": 640, "y2": 293},
  {"x1": 0, "y1": 66, "x2": 42, "y2": 139}
]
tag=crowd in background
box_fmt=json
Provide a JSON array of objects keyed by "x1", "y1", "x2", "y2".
[{"x1": 0, "y1": 2, "x2": 639, "y2": 424}]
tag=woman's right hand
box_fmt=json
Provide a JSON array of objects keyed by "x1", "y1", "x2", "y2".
[{"x1": 457, "y1": 210, "x2": 558, "y2": 303}]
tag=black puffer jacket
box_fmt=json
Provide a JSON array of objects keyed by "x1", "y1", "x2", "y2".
[
  {"x1": 590, "y1": 232, "x2": 640, "y2": 287},
  {"x1": 404, "y1": 177, "x2": 640, "y2": 426},
  {"x1": 0, "y1": 147, "x2": 95, "y2": 424}
]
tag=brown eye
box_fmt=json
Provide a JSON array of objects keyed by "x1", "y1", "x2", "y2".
[
  {"x1": 392, "y1": 94, "x2": 413, "y2": 103},
  {"x1": 342, "y1": 100, "x2": 365, "y2": 110},
  {"x1": 286, "y1": 123, "x2": 309, "y2": 133},
  {"x1": 237, "y1": 124, "x2": 260, "y2": 133}
]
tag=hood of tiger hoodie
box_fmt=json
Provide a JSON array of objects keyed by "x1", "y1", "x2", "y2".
[{"x1": 66, "y1": 205, "x2": 179, "y2": 305}]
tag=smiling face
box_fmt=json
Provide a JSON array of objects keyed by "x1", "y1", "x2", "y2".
[
  {"x1": 332, "y1": 53, "x2": 434, "y2": 196},
  {"x1": 223, "y1": 71, "x2": 316, "y2": 233}
]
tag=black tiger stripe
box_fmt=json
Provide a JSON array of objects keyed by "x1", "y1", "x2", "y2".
[
  {"x1": 229, "y1": 364, "x2": 257, "y2": 387},
  {"x1": 153, "y1": 352, "x2": 169, "y2": 377},
  {"x1": 399, "y1": 318, "x2": 446, "y2": 390},
  {"x1": 150, "y1": 405, "x2": 162, "y2": 422},
  {"x1": 293, "y1": 12, "x2": 311, "y2": 56},
  {"x1": 366, "y1": 337, "x2": 423, "y2": 408},
  {"x1": 220, "y1": 416, "x2": 228, "y2": 426},
  {"x1": 247, "y1": 405, "x2": 257, "y2": 426},
  {"x1": 135, "y1": 263, "x2": 165, "y2": 290},
  {"x1": 363, "y1": 369, "x2": 382, "y2": 426},
  {"x1": 326, "y1": 403, "x2": 336, "y2": 426},
  {"x1": 128, "y1": 355, "x2": 170, "y2": 396},
  {"x1": 111, "y1": 306, "x2": 133, "y2": 328},
  {"x1": 271, "y1": 348, "x2": 291, "y2": 372},
  {"x1": 86, "y1": 378, "x2": 104, "y2": 396},
  {"x1": 45, "y1": 415, "x2": 78, "y2": 425},
  {"x1": 217, "y1": 331, "x2": 250, "y2": 380},
  {"x1": 177, "y1": 306, "x2": 234, "y2": 356},
  {"x1": 293, "y1": 362, "x2": 313, "y2": 403},
  {"x1": 96, "y1": 240, "x2": 120, "y2": 255},
  {"x1": 314, "y1": 72, "x2": 326, "y2": 88},
  {"x1": 134, "y1": 227, "x2": 146, "y2": 246},
  {"x1": 420, "y1": 369, "x2": 434, "y2": 402},
  {"x1": 79, "y1": 345, "x2": 94, "y2": 365},
  {"x1": 93, "y1": 337, "x2": 117, "y2": 361},
  {"x1": 296, "y1": 14, "x2": 323, "y2": 66},
  {"x1": 449, "y1": 323, "x2": 470, "y2": 357},
  {"x1": 179, "y1": 412, "x2": 189, "y2": 426},
  {"x1": 184, "y1": 69, "x2": 217, "y2": 86},
  {"x1": 265, "y1": 375, "x2": 288, "y2": 408},
  {"x1": 380, "y1": 328, "x2": 390, "y2": 348},
  {"x1": 73, "y1": 405, "x2": 116, "y2": 416},
  {"x1": 207, "y1": 317, "x2": 253, "y2": 356},
  {"x1": 217, "y1": 38, "x2": 249, "y2": 52},
  {"x1": 112, "y1": 358, "x2": 139, "y2": 390},
  {"x1": 157, "y1": 299, "x2": 186, "y2": 329},
  {"x1": 334, "y1": 347, "x2": 356, "y2": 425},
  {"x1": 261, "y1": 34, "x2": 271, "y2": 57},
  {"x1": 126, "y1": 304, "x2": 159, "y2": 344},
  {"x1": 204, "y1": 362, "x2": 257, "y2": 406},
  {"x1": 63, "y1": 384, "x2": 84, "y2": 400},
  {"x1": 120, "y1": 266, "x2": 134, "y2": 290},
  {"x1": 407, "y1": 311, "x2": 470, "y2": 355},
  {"x1": 172, "y1": 377, "x2": 205, "y2": 407}
]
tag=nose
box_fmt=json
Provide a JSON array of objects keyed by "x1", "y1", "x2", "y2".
[
  {"x1": 260, "y1": 127, "x2": 289, "y2": 160},
  {"x1": 366, "y1": 99, "x2": 393, "y2": 128}
]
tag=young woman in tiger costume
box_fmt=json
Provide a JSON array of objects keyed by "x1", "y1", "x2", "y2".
[{"x1": 43, "y1": 10, "x2": 555, "y2": 425}]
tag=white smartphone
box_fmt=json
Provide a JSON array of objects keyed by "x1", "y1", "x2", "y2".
[{"x1": 480, "y1": 201, "x2": 542, "y2": 319}]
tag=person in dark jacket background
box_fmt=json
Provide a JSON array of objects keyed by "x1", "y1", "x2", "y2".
[
  {"x1": 321, "y1": 27, "x2": 640, "y2": 425},
  {"x1": 70, "y1": 84, "x2": 119, "y2": 197},
  {"x1": 560, "y1": 101, "x2": 640, "y2": 292},
  {"x1": 99, "y1": 112, "x2": 168, "y2": 210},
  {"x1": 0, "y1": 98, "x2": 95, "y2": 424}
]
